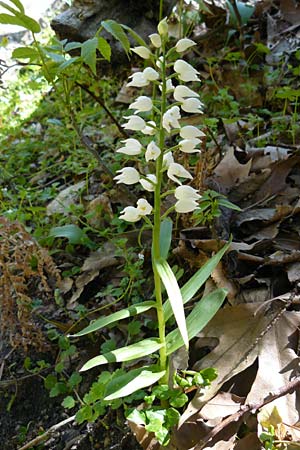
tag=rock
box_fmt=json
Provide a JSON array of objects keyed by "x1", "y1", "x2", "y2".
[
  {"x1": 51, "y1": 0, "x2": 177, "y2": 67},
  {"x1": 46, "y1": 180, "x2": 86, "y2": 215}
]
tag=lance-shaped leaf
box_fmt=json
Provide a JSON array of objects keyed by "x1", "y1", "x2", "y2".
[
  {"x1": 104, "y1": 366, "x2": 165, "y2": 401},
  {"x1": 81, "y1": 37, "x2": 98, "y2": 75},
  {"x1": 166, "y1": 288, "x2": 227, "y2": 355},
  {"x1": 159, "y1": 218, "x2": 173, "y2": 260},
  {"x1": 80, "y1": 338, "x2": 162, "y2": 371},
  {"x1": 97, "y1": 36, "x2": 111, "y2": 62},
  {"x1": 163, "y1": 242, "x2": 230, "y2": 322},
  {"x1": 121, "y1": 24, "x2": 148, "y2": 47},
  {"x1": 70, "y1": 301, "x2": 156, "y2": 337},
  {"x1": 101, "y1": 19, "x2": 130, "y2": 56},
  {"x1": 155, "y1": 258, "x2": 188, "y2": 349}
]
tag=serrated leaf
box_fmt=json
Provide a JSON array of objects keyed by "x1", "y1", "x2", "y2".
[
  {"x1": 71, "y1": 301, "x2": 155, "y2": 337},
  {"x1": 163, "y1": 242, "x2": 230, "y2": 322},
  {"x1": 121, "y1": 24, "x2": 147, "y2": 47},
  {"x1": 104, "y1": 366, "x2": 165, "y2": 401},
  {"x1": 159, "y1": 218, "x2": 172, "y2": 260},
  {"x1": 166, "y1": 288, "x2": 227, "y2": 355},
  {"x1": 81, "y1": 37, "x2": 98, "y2": 75},
  {"x1": 62, "y1": 396, "x2": 75, "y2": 409},
  {"x1": 97, "y1": 36, "x2": 111, "y2": 62},
  {"x1": 101, "y1": 19, "x2": 130, "y2": 56},
  {"x1": 80, "y1": 338, "x2": 163, "y2": 371},
  {"x1": 12, "y1": 46, "x2": 39, "y2": 60},
  {"x1": 155, "y1": 258, "x2": 188, "y2": 348}
]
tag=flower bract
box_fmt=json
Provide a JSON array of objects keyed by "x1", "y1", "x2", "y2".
[
  {"x1": 116, "y1": 138, "x2": 142, "y2": 155},
  {"x1": 167, "y1": 162, "x2": 193, "y2": 185},
  {"x1": 114, "y1": 167, "x2": 140, "y2": 185},
  {"x1": 175, "y1": 38, "x2": 197, "y2": 53}
]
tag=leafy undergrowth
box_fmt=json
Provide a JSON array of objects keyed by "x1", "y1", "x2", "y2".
[{"x1": 1, "y1": 1, "x2": 300, "y2": 449}]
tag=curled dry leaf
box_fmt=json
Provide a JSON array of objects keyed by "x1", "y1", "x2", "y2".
[{"x1": 213, "y1": 147, "x2": 252, "y2": 192}]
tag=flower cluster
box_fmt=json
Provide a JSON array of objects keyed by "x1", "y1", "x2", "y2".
[{"x1": 114, "y1": 18, "x2": 205, "y2": 222}]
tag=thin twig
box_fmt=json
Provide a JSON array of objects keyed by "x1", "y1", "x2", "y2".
[
  {"x1": 18, "y1": 415, "x2": 76, "y2": 450},
  {"x1": 75, "y1": 81, "x2": 127, "y2": 137},
  {"x1": 193, "y1": 377, "x2": 300, "y2": 450}
]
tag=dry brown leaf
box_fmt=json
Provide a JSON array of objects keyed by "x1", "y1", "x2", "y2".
[
  {"x1": 233, "y1": 432, "x2": 261, "y2": 450},
  {"x1": 202, "y1": 440, "x2": 235, "y2": 450},
  {"x1": 246, "y1": 311, "x2": 300, "y2": 438},
  {"x1": 211, "y1": 262, "x2": 238, "y2": 305},
  {"x1": 200, "y1": 393, "x2": 243, "y2": 422},
  {"x1": 213, "y1": 147, "x2": 252, "y2": 192},
  {"x1": 287, "y1": 262, "x2": 300, "y2": 282},
  {"x1": 280, "y1": 0, "x2": 300, "y2": 24},
  {"x1": 180, "y1": 301, "x2": 288, "y2": 426}
]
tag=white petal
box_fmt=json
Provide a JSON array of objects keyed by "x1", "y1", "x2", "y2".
[
  {"x1": 131, "y1": 46, "x2": 151, "y2": 59},
  {"x1": 162, "y1": 151, "x2": 174, "y2": 170},
  {"x1": 143, "y1": 67, "x2": 159, "y2": 81},
  {"x1": 149, "y1": 33, "x2": 162, "y2": 48},
  {"x1": 174, "y1": 59, "x2": 200, "y2": 82},
  {"x1": 139, "y1": 174, "x2": 157, "y2": 192},
  {"x1": 175, "y1": 38, "x2": 197, "y2": 53},
  {"x1": 141, "y1": 121, "x2": 157, "y2": 136},
  {"x1": 119, "y1": 206, "x2": 141, "y2": 222},
  {"x1": 122, "y1": 115, "x2": 146, "y2": 131},
  {"x1": 180, "y1": 126, "x2": 205, "y2": 139},
  {"x1": 127, "y1": 72, "x2": 149, "y2": 87},
  {"x1": 162, "y1": 105, "x2": 181, "y2": 132},
  {"x1": 145, "y1": 141, "x2": 161, "y2": 162},
  {"x1": 167, "y1": 162, "x2": 193, "y2": 185},
  {"x1": 175, "y1": 199, "x2": 199, "y2": 213},
  {"x1": 114, "y1": 167, "x2": 140, "y2": 185},
  {"x1": 157, "y1": 17, "x2": 168, "y2": 36},
  {"x1": 175, "y1": 185, "x2": 201, "y2": 201},
  {"x1": 179, "y1": 138, "x2": 201, "y2": 153},
  {"x1": 181, "y1": 98, "x2": 204, "y2": 113},
  {"x1": 116, "y1": 138, "x2": 142, "y2": 156},
  {"x1": 129, "y1": 96, "x2": 153, "y2": 113},
  {"x1": 136, "y1": 198, "x2": 153, "y2": 216},
  {"x1": 174, "y1": 85, "x2": 199, "y2": 102}
]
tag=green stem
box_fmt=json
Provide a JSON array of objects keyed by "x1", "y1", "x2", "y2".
[
  {"x1": 159, "y1": 0, "x2": 164, "y2": 21},
  {"x1": 153, "y1": 38, "x2": 168, "y2": 385}
]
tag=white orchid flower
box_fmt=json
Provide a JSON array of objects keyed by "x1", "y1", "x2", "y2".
[
  {"x1": 131, "y1": 46, "x2": 151, "y2": 59},
  {"x1": 174, "y1": 85, "x2": 199, "y2": 102},
  {"x1": 139, "y1": 174, "x2": 157, "y2": 192},
  {"x1": 114, "y1": 167, "x2": 140, "y2": 185},
  {"x1": 141, "y1": 121, "x2": 157, "y2": 135},
  {"x1": 143, "y1": 67, "x2": 159, "y2": 81},
  {"x1": 175, "y1": 38, "x2": 197, "y2": 53},
  {"x1": 122, "y1": 115, "x2": 146, "y2": 131},
  {"x1": 149, "y1": 33, "x2": 162, "y2": 48},
  {"x1": 127, "y1": 72, "x2": 149, "y2": 87},
  {"x1": 136, "y1": 198, "x2": 153, "y2": 216},
  {"x1": 180, "y1": 126, "x2": 205, "y2": 139},
  {"x1": 157, "y1": 17, "x2": 168, "y2": 36},
  {"x1": 160, "y1": 78, "x2": 174, "y2": 93},
  {"x1": 174, "y1": 59, "x2": 200, "y2": 82},
  {"x1": 181, "y1": 98, "x2": 204, "y2": 114},
  {"x1": 129, "y1": 96, "x2": 153, "y2": 113},
  {"x1": 119, "y1": 206, "x2": 141, "y2": 222},
  {"x1": 116, "y1": 138, "x2": 142, "y2": 156},
  {"x1": 175, "y1": 185, "x2": 201, "y2": 200},
  {"x1": 179, "y1": 138, "x2": 201, "y2": 153},
  {"x1": 156, "y1": 56, "x2": 163, "y2": 69},
  {"x1": 167, "y1": 162, "x2": 193, "y2": 185},
  {"x1": 162, "y1": 105, "x2": 181, "y2": 132},
  {"x1": 162, "y1": 151, "x2": 174, "y2": 170},
  {"x1": 175, "y1": 198, "x2": 199, "y2": 213},
  {"x1": 145, "y1": 141, "x2": 161, "y2": 162}
]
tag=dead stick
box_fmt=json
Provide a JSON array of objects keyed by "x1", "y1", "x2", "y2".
[
  {"x1": 193, "y1": 377, "x2": 300, "y2": 450},
  {"x1": 18, "y1": 415, "x2": 76, "y2": 450}
]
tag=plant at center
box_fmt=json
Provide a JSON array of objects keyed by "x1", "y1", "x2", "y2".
[{"x1": 72, "y1": 18, "x2": 229, "y2": 444}]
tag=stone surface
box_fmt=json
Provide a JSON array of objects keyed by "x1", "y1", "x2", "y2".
[{"x1": 51, "y1": 0, "x2": 177, "y2": 66}]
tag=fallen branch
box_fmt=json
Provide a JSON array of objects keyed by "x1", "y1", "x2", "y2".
[
  {"x1": 193, "y1": 376, "x2": 300, "y2": 450},
  {"x1": 18, "y1": 415, "x2": 75, "y2": 450}
]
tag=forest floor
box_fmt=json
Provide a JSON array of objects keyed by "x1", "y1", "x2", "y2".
[{"x1": 0, "y1": 1, "x2": 300, "y2": 449}]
